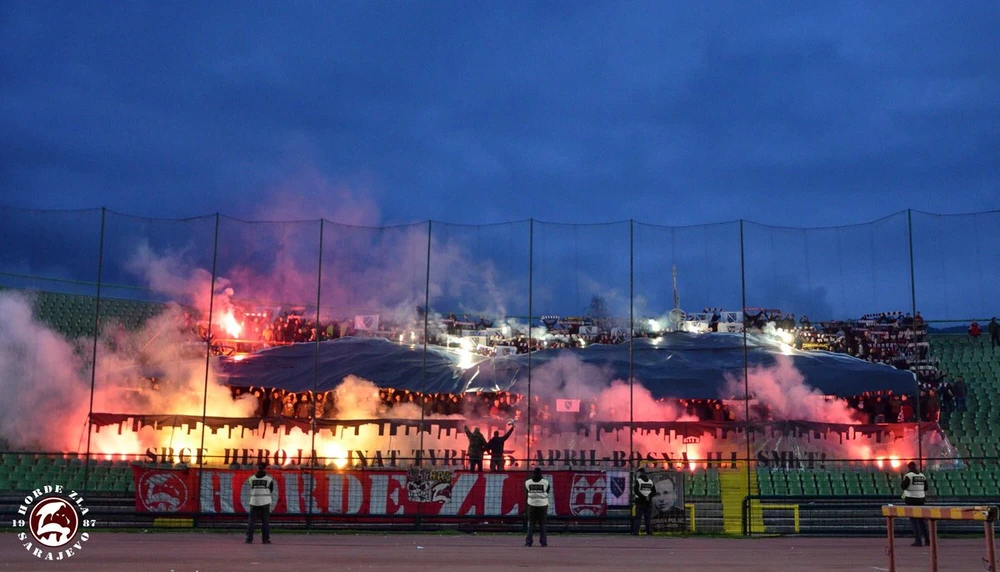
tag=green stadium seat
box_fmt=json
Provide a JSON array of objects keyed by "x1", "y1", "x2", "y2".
[
  {"x1": 828, "y1": 476, "x2": 843, "y2": 496},
  {"x1": 759, "y1": 476, "x2": 773, "y2": 495},
  {"x1": 845, "y1": 475, "x2": 863, "y2": 496},
  {"x1": 859, "y1": 475, "x2": 877, "y2": 495},
  {"x1": 41, "y1": 467, "x2": 63, "y2": 484},
  {"x1": 802, "y1": 476, "x2": 819, "y2": 495},
  {"x1": 875, "y1": 475, "x2": 893, "y2": 495},
  {"x1": 10, "y1": 464, "x2": 28, "y2": 479},
  {"x1": 771, "y1": 475, "x2": 789, "y2": 495},
  {"x1": 101, "y1": 476, "x2": 122, "y2": 492},
  {"x1": 64, "y1": 474, "x2": 85, "y2": 490},
  {"x1": 810, "y1": 473, "x2": 827, "y2": 494},
  {"x1": 787, "y1": 475, "x2": 804, "y2": 495}
]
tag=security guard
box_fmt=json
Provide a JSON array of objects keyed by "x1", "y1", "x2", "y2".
[
  {"x1": 246, "y1": 462, "x2": 275, "y2": 544},
  {"x1": 632, "y1": 467, "x2": 656, "y2": 535},
  {"x1": 524, "y1": 467, "x2": 550, "y2": 547},
  {"x1": 901, "y1": 461, "x2": 928, "y2": 546}
]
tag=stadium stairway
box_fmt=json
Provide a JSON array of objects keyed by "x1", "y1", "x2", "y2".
[{"x1": 720, "y1": 465, "x2": 763, "y2": 534}]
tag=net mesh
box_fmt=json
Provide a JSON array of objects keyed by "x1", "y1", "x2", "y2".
[{"x1": 0, "y1": 206, "x2": 997, "y2": 534}]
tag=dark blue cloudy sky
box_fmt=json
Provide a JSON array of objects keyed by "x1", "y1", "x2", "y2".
[{"x1": 3, "y1": 1, "x2": 998, "y2": 227}]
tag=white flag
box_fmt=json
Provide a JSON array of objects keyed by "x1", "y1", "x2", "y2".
[{"x1": 555, "y1": 399, "x2": 580, "y2": 413}]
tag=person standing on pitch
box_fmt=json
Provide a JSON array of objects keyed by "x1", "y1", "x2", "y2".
[
  {"x1": 246, "y1": 462, "x2": 275, "y2": 544},
  {"x1": 632, "y1": 467, "x2": 655, "y2": 535},
  {"x1": 901, "y1": 461, "x2": 928, "y2": 547},
  {"x1": 524, "y1": 467, "x2": 550, "y2": 547}
]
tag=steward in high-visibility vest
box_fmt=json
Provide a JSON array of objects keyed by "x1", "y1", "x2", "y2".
[
  {"x1": 246, "y1": 462, "x2": 275, "y2": 544},
  {"x1": 901, "y1": 465, "x2": 926, "y2": 500},
  {"x1": 632, "y1": 468, "x2": 656, "y2": 535},
  {"x1": 901, "y1": 461, "x2": 928, "y2": 547},
  {"x1": 524, "y1": 468, "x2": 550, "y2": 547}
]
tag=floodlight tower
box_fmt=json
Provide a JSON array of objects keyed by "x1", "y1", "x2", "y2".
[
  {"x1": 672, "y1": 265, "x2": 679, "y2": 310},
  {"x1": 668, "y1": 265, "x2": 686, "y2": 331}
]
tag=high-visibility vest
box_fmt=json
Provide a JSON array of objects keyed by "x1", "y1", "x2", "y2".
[
  {"x1": 525, "y1": 478, "x2": 550, "y2": 507},
  {"x1": 634, "y1": 476, "x2": 654, "y2": 501},
  {"x1": 248, "y1": 474, "x2": 275, "y2": 507},
  {"x1": 902, "y1": 471, "x2": 926, "y2": 499}
]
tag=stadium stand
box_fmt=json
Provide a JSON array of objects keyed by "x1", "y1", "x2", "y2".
[
  {"x1": 29, "y1": 291, "x2": 165, "y2": 339},
  {"x1": 932, "y1": 336, "x2": 1000, "y2": 459},
  {"x1": 3, "y1": 289, "x2": 1000, "y2": 537}
]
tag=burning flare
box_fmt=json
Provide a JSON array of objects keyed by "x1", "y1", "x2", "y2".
[{"x1": 220, "y1": 310, "x2": 242, "y2": 338}]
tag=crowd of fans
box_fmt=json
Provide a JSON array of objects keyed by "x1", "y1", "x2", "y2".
[
  {"x1": 772, "y1": 310, "x2": 968, "y2": 422},
  {"x1": 181, "y1": 309, "x2": 345, "y2": 349},
  {"x1": 172, "y1": 302, "x2": 985, "y2": 427},
  {"x1": 225, "y1": 379, "x2": 968, "y2": 427},
  {"x1": 218, "y1": 385, "x2": 958, "y2": 427},
  {"x1": 789, "y1": 311, "x2": 930, "y2": 370},
  {"x1": 222, "y1": 384, "x2": 751, "y2": 426},
  {"x1": 186, "y1": 307, "x2": 640, "y2": 358},
  {"x1": 226, "y1": 386, "x2": 527, "y2": 422},
  {"x1": 847, "y1": 377, "x2": 967, "y2": 424}
]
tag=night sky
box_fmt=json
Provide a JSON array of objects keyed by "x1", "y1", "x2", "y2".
[{"x1": 3, "y1": 2, "x2": 998, "y2": 227}]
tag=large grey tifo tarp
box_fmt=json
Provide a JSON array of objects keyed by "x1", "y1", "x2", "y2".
[{"x1": 215, "y1": 333, "x2": 915, "y2": 399}]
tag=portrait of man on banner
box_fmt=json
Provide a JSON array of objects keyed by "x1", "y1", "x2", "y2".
[{"x1": 647, "y1": 470, "x2": 685, "y2": 526}]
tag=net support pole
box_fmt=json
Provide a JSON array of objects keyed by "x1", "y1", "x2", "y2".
[
  {"x1": 740, "y1": 219, "x2": 752, "y2": 529},
  {"x1": 195, "y1": 213, "x2": 222, "y2": 525},
  {"x1": 907, "y1": 209, "x2": 923, "y2": 463},
  {"x1": 308, "y1": 218, "x2": 325, "y2": 526},
  {"x1": 526, "y1": 219, "x2": 534, "y2": 469},
  {"x1": 417, "y1": 220, "x2": 432, "y2": 531},
  {"x1": 628, "y1": 220, "x2": 635, "y2": 468},
  {"x1": 83, "y1": 207, "x2": 106, "y2": 491},
  {"x1": 420, "y1": 221, "x2": 432, "y2": 457}
]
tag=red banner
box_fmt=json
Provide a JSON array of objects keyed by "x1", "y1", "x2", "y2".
[{"x1": 132, "y1": 466, "x2": 608, "y2": 518}]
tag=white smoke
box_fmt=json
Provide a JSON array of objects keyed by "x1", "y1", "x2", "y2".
[
  {"x1": 126, "y1": 240, "x2": 220, "y2": 315},
  {"x1": 0, "y1": 287, "x2": 261, "y2": 454},
  {"x1": 332, "y1": 375, "x2": 386, "y2": 419},
  {"x1": 126, "y1": 240, "x2": 242, "y2": 342},
  {"x1": 722, "y1": 355, "x2": 856, "y2": 424},
  {"x1": 521, "y1": 353, "x2": 686, "y2": 423},
  {"x1": 0, "y1": 292, "x2": 90, "y2": 450},
  {"x1": 88, "y1": 307, "x2": 254, "y2": 419}
]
